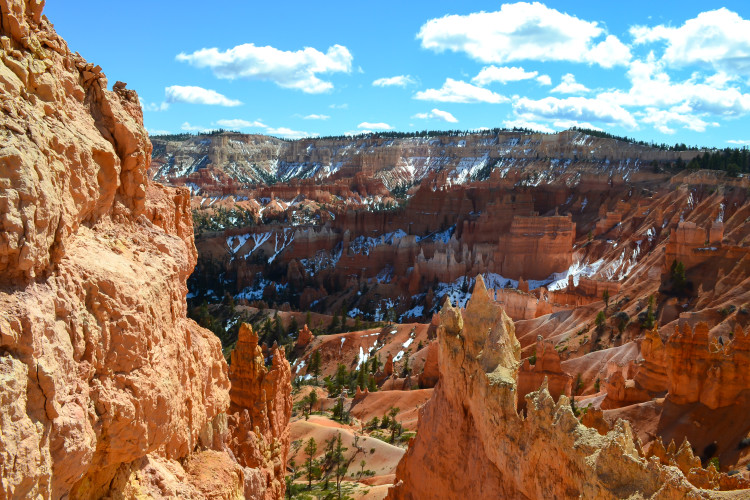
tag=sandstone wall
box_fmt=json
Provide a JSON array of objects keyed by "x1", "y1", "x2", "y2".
[
  {"x1": 385, "y1": 277, "x2": 746, "y2": 499},
  {"x1": 0, "y1": 3, "x2": 287, "y2": 498}
]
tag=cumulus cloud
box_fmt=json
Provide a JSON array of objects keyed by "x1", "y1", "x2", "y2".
[
  {"x1": 536, "y1": 74, "x2": 552, "y2": 86},
  {"x1": 637, "y1": 108, "x2": 718, "y2": 135},
  {"x1": 417, "y1": 2, "x2": 631, "y2": 68},
  {"x1": 213, "y1": 118, "x2": 314, "y2": 138},
  {"x1": 551, "y1": 73, "x2": 590, "y2": 94},
  {"x1": 631, "y1": 8, "x2": 750, "y2": 77},
  {"x1": 598, "y1": 57, "x2": 750, "y2": 117},
  {"x1": 514, "y1": 95, "x2": 638, "y2": 129},
  {"x1": 266, "y1": 127, "x2": 316, "y2": 139},
  {"x1": 177, "y1": 43, "x2": 352, "y2": 93},
  {"x1": 413, "y1": 108, "x2": 458, "y2": 123},
  {"x1": 215, "y1": 119, "x2": 266, "y2": 129},
  {"x1": 181, "y1": 122, "x2": 214, "y2": 132},
  {"x1": 502, "y1": 118, "x2": 555, "y2": 134},
  {"x1": 728, "y1": 139, "x2": 750, "y2": 145},
  {"x1": 143, "y1": 101, "x2": 169, "y2": 112},
  {"x1": 551, "y1": 119, "x2": 602, "y2": 131},
  {"x1": 414, "y1": 78, "x2": 508, "y2": 103},
  {"x1": 358, "y1": 122, "x2": 393, "y2": 130},
  {"x1": 165, "y1": 85, "x2": 242, "y2": 106},
  {"x1": 302, "y1": 114, "x2": 330, "y2": 120},
  {"x1": 471, "y1": 66, "x2": 543, "y2": 86},
  {"x1": 372, "y1": 75, "x2": 416, "y2": 87}
]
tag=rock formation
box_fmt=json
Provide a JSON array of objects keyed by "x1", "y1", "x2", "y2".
[
  {"x1": 517, "y1": 336, "x2": 572, "y2": 409},
  {"x1": 226, "y1": 324, "x2": 293, "y2": 499},
  {"x1": 295, "y1": 323, "x2": 314, "y2": 349},
  {"x1": 664, "y1": 323, "x2": 750, "y2": 409},
  {"x1": 385, "y1": 276, "x2": 748, "y2": 499},
  {"x1": 0, "y1": 3, "x2": 290, "y2": 498}
]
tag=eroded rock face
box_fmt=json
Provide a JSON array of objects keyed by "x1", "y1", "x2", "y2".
[
  {"x1": 0, "y1": 2, "x2": 275, "y2": 498},
  {"x1": 664, "y1": 323, "x2": 750, "y2": 409},
  {"x1": 295, "y1": 323, "x2": 314, "y2": 349},
  {"x1": 517, "y1": 336, "x2": 572, "y2": 409},
  {"x1": 226, "y1": 324, "x2": 292, "y2": 500},
  {"x1": 386, "y1": 276, "x2": 746, "y2": 499}
]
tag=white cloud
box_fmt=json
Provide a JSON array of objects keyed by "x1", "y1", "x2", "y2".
[
  {"x1": 514, "y1": 95, "x2": 638, "y2": 129},
  {"x1": 165, "y1": 85, "x2": 242, "y2": 107},
  {"x1": 551, "y1": 73, "x2": 590, "y2": 94},
  {"x1": 637, "y1": 108, "x2": 717, "y2": 135},
  {"x1": 181, "y1": 122, "x2": 214, "y2": 132},
  {"x1": 502, "y1": 118, "x2": 555, "y2": 134},
  {"x1": 552, "y1": 119, "x2": 602, "y2": 131},
  {"x1": 302, "y1": 114, "x2": 330, "y2": 120},
  {"x1": 177, "y1": 43, "x2": 352, "y2": 94},
  {"x1": 215, "y1": 118, "x2": 266, "y2": 129},
  {"x1": 143, "y1": 101, "x2": 169, "y2": 112},
  {"x1": 417, "y1": 2, "x2": 631, "y2": 68},
  {"x1": 372, "y1": 75, "x2": 416, "y2": 87},
  {"x1": 536, "y1": 74, "x2": 552, "y2": 86},
  {"x1": 358, "y1": 122, "x2": 393, "y2": 130},
  {"x1": 266, "y1": 127, "x2": 316, "y2": 139},
  {"x1": 413, "y1": 108, "x2": 458, "y2": 123},
  {"x1": 631, "y1": 8, "x2": 750, "y2": 77},
  {"x1": 598, "y1": 57, "x2": 750, "y2": 118},
  {"x1": 728, "y1": 139, "x2": 750, "y2": 145},
  {"x1": 471, "y1": 66, "x2": 541, "y2": 86},
  {"x1": 329, "y1": 103, "x2": 348, "y2": 109},
  {"x1": 414, "y1": 78, "x2": 508, "y2": 103}
]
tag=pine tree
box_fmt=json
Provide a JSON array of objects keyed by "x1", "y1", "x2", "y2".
[
  {"x1": 304, "y1": 437, "x2": 317, "y2": 489},
  {"x1": 307, "y1": 389, "x2": 318, "y2": 415},
  {"x1": 328, "y1": 313, "x2": 340, "y2": 334},
  {"x1": 309, "y1": 350, "x2": 322, "y2": 384},
  {"x1": 333, "y1": 433, "x2": 349, "y2": 499}
]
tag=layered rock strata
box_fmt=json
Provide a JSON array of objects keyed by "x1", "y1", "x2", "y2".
[
  {"x1": 0, "y1": 3, "x2": 289, "y2": 498},
  {"x1": 227, "y1": 324, "x2": 292, "y2": 499},
  {"x1": 386, "y1": 276, "x2": 747, "y2": 499}
]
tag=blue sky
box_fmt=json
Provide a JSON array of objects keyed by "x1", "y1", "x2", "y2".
[{"x1": 47, "y1": 1, "x2": 750, "y2": 147}]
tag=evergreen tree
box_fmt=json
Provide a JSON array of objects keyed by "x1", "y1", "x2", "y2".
[
  {"x1": 333, "y1": 433, "x2": 349, "y2": 499},
  {"x1": 304, "y1": 437, "x2": 318, "y2": 489},
  {"x1": 328, "y1": 313, "x2": 340, "y2": 334},
  {"x1": 307, "y1": 389, "x2": 318, "y2": 415},
  {"x1": 309, "y1": 350, "x2": 322, "y2": 384},
  {"x1": 595, "y1": 310, "x2": 606, "y2": 332}
]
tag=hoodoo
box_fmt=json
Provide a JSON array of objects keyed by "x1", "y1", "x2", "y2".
[{"x1": 386, "y1": 277, "x2": 748, "y2": 499}]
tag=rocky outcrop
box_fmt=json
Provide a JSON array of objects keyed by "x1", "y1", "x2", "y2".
[
  {"x1": 417, "y1": 340, "x2": 439, "y2": 388},
  {"x1": 664, "y1": 323, "x2": 750, "y2": 409},
  {"x1": 295, "y1": 323, "x2": 314, "y2": 349},
  {"x1": 227, "y1": 324, "x2": 292, "y2": 499},
  {"x1": 0, "y1": 3, "x2": 289, "y2": 498},
  {"x1": 517, "y1": 336, "x2": 572, "y2": 409},
  {"x1": 386, "y1": 276, "x2": 747, "y2": 499}
]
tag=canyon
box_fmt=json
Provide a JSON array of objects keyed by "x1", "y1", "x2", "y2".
[{"x1": 3, "y1": 0, "x2": 750, "y2": 499}]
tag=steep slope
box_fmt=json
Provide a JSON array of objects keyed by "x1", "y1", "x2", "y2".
[
  {"x1": 0, "y1": 2, "x2": 289, "y2": 499},
  {"x1": 385, "y1": 277, "x2": 750, "y2": 499}
]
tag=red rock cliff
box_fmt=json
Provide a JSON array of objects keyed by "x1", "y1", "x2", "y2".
[
  {"x1": 0, "y1": 2, "x2": 286, "y2": 498},
  {"x1": 386, "y1": 276, "x2": 746, "y2": 499}
]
